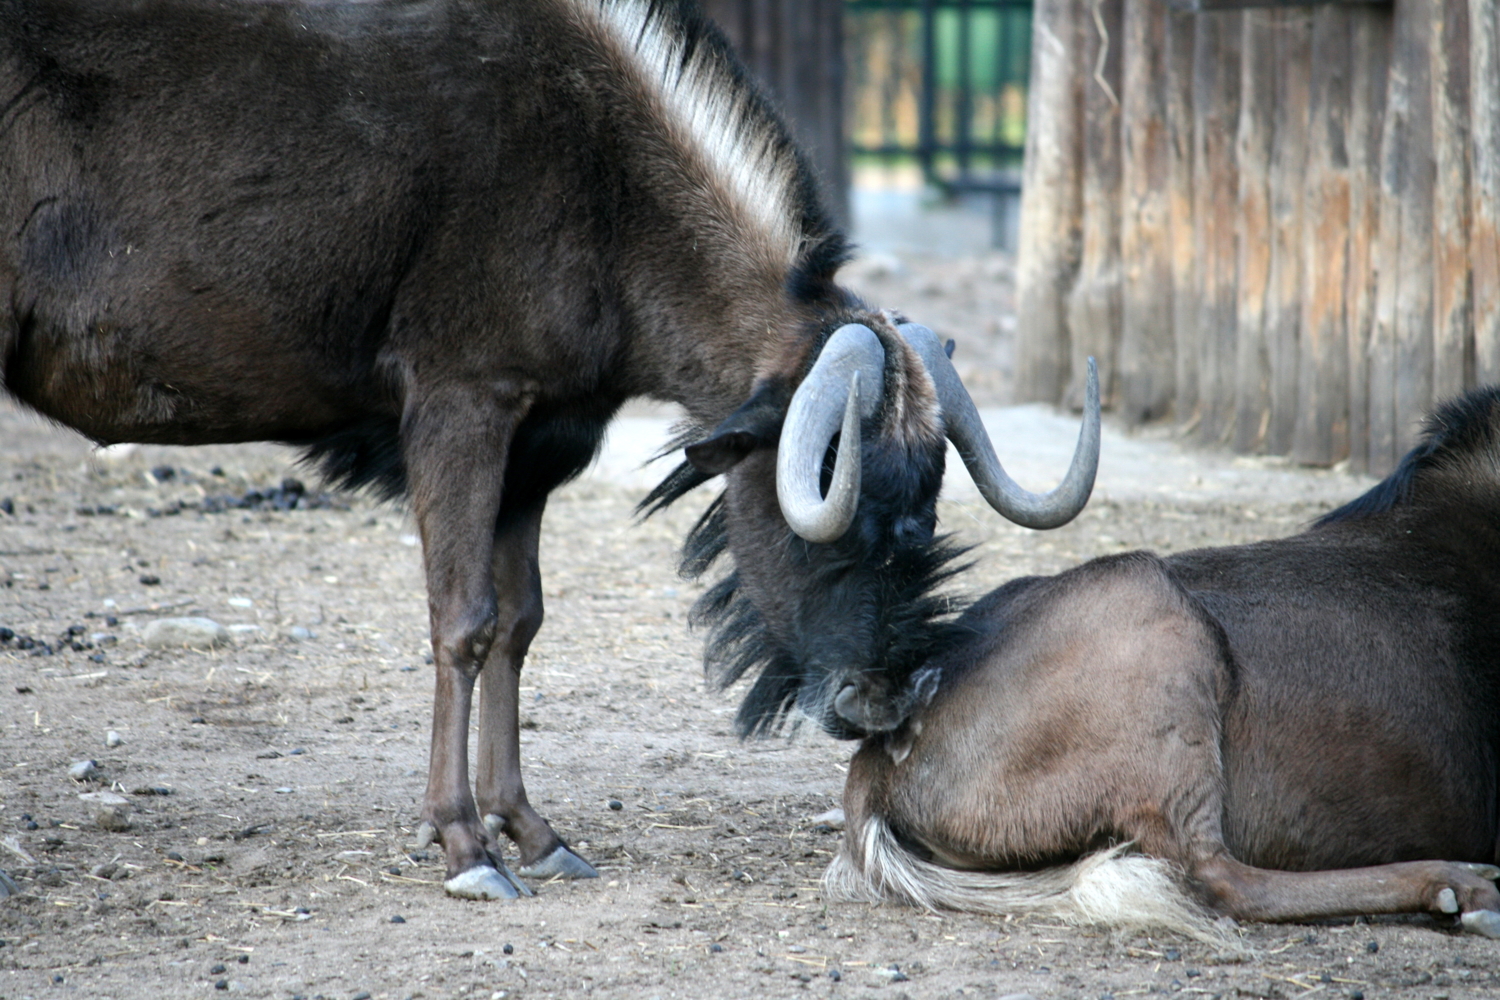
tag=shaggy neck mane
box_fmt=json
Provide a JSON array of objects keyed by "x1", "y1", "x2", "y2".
[{"x1": 568, "y1": 0, "x2": 827, "y2": 268}]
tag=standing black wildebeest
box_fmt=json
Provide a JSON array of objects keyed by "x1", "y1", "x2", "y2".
[
  {"x1": 1, "y1": 1, "x2": 1098, "y2": 899},
  {"x1": 686, "y1": 323, "x2": 1500, "y2": 939}
]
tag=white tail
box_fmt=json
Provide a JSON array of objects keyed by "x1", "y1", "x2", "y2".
[{"x1": 825, "y1": 815, "x2": 1240, "y2": 948}]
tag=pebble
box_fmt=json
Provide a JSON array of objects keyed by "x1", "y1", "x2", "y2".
[
  {"x1": 210, "y1": 964, "x2": 227, "y2": 974},
  {"x1": 67, "y1": 760, "x2": 99, "y2": 781},
  {"x1": 142, "y1": 617, "x2": 231, "y2": 650},
  {"x1": 502, "y1": 944, "x2": 513, "y2": 955},
  {"x1": 997, "y1": 995, "x2": 1040, "y2": 1000},
  {"x1": 287, "y1": 626, "x2": 315, "y2": 642},
  {"x1": 607, "y1": 799, "x2": 623, "y2": 811},
  {"x1": 1365, "y1": 940, "x2": 1379, "y2": 953},
  {"x1": 105, "y1": 730, "x2": 123, "y2": 748},
  {"x1": 89, "y1": 862, "x2": 120, "y2": 880},
  {"x1": 78, "y1": 791, "x2": 132, "y2": 831},
  {"x1": 390, "y1": 915, "x2": 406, "y2": 923}
]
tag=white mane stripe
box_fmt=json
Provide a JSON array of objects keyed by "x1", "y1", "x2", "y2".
[{"x1": 577, "y1": 0, "x2": 803, "y2": 262}]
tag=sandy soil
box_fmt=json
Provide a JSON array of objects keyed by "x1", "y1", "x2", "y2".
[{"x1": 4, "y1": 256, "x2": 1498, "y2": 999}]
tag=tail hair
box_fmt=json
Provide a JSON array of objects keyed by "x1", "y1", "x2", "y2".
[{"x1": 825, "y1": 814, "x2": 1240, "y2": 949}]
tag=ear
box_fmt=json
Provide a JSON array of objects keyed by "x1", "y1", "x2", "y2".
[{"x1": 685, "y1": 379, "x2": 790, "y2": 475}]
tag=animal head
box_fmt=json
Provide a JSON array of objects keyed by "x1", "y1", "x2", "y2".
[{"x1": 664, "y1": 313, "x2": 1101, "y2": 739}]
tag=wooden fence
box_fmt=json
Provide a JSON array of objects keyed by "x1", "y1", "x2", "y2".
[{"x1": 1013, "y1": 0, "x2": 1500, "y2": 473}]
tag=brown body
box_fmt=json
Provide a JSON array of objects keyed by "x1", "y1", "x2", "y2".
[
  {"x1": 830, "y1": 391, "x2": 1500, "y2": 935},
  {"x1": 1, "y1": 0, "x2": 864, "y2": 895}
]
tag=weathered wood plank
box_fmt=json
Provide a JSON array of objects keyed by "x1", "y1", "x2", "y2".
[
  {"x1": 1117, "y1": 0, "x2": 1174, "y2": 424},
  {"x1": 1232, "y1": 11, "x2": 1275, "y2": 453},
  {"x1": 1066, "y1": 0, "x2": 1124, "y2": 411},
  {"x1": 1264, "y1": 11, "x2": 1312, "y2": 455},
  {"x1": 1016, "y1": 0, "x2": 1086, "y2": 404},
  {"x1": 1292, "y1": 6, "x2": 1355, "y2": 466},
  {"x1": 1431, "y1": 0, "x2": 1473, "y2": 401},
  {"x1": 1343, "y1": 8, "x2": 1392, "y2": 472},
  {"x1": 1469, "y1": 0, "x2": 1500, "y2": 383},
  {"x1": 1370, "y1": 0, "x2": 1435, "y2": 474},
  {"x1": 1193, "y1": 12, "x2": 1242, "y2": 445},
  {"x1": 1165, "y1": 6, "x2": 1199, "y2": 426}
]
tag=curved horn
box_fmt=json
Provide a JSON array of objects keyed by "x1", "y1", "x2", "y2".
[
  {"x1": 777, "y1": 323, "x2": 886, "y2": 543},
  {"x1": 898, "y1": 323, "x2": 1100, "y2": 529}
]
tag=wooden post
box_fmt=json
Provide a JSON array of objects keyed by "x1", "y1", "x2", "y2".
[
  {"x1": 1193, "y1": 12, "x2": 1241, "y2": 446},
  {"x1": 1165, "y1": 8, "x2": 1199, "y2": 426},
  {"x1": 1016, "y1": 0, "x2": 1086, "y2": 404},
  {"x1": 1066, "y1": 0, "x2": 1124, "y2": 411},
  {"x1": 1264, "y1": 11, "x2": 1312, "y2": 455},
  {"x1": 1370, "y1": 0, "x2": 1435, "y2": 474},
  {"x1": 1292, "y1": 5, "x2": 1355, "y2": 466},
  {"x1": 1232, "y1": 11, "x2": 1275, "y2": 454},
  {"x1": 1343, "y1": 8, "x2": 1392, "y2": 472},
  {"x1": 1431, "y1": 0, "x2": 1473, "y2": 402},
  {"x1": 1117, "y1": 0, "x2": 1174, "y2": 424},
  {"x1": 1474, "y1": 0, "x2": 1500, "y2": 383}
]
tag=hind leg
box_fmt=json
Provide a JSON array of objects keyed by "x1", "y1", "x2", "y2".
[
  {"x1": 473, "y1": 502, "x2": 597, "y2": 880},
  {"x1": 1191, "y1": 851, "x2": 1500, "y2": 935}
]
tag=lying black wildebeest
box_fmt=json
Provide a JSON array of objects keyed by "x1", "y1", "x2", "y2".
[
  {"x1": 0, "y1": 1, "x2": 1098, "y2": 899},
  {"x1": 686, "y1": 322, "x2": 1500, "y2": 939}
]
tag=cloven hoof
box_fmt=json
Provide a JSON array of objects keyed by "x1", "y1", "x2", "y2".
[
  {"x1": 519, "y1": 844, "x2": 599, "y2": 880},
  {"x1": 443, "y1": 863, "x2": 532, "y2": 901},
  {"x1": 1461, "y1": 910, "x2": 1500, "y2": 939}
]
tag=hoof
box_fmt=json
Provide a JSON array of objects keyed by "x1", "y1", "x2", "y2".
[
  {"x1": 810, "y1": 808, "x2": 846, "y2": 831},
  {"x1": 518, "y1": 844, "x2": 598, "y2": 880},
  {"x1": 444, "y1": 863, "x2": 531, "y2": 901},
  {"x1": 1461, "y1": 862, "x2": 1500, "y2": 881},
  {"x1": 1438, "y1": 887, "x2": 1460, "y2": 914},
  {"x1": 1461, "y1": 909, "x2": 1500, "y2": 939}
]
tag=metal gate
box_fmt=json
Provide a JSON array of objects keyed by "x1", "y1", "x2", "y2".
[{"x1": 846, "y1": 0, "x2": 1033, "y2": 199}]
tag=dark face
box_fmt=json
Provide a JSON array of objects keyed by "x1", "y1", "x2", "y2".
[{"x1": 683, "y1": 326, "x2": 963, "y2": 739}]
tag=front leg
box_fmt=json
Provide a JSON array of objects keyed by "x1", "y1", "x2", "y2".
[
  {"x1": 475, "y1": 503, "x2": 598, "y2": 879},
  {"x1": 406, "y1": 382, "x2": 531, "y2": 900}
]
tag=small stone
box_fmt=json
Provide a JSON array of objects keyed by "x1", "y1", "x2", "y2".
[
  {"x1": 709, "y1": 943, "x2": 723, "y2": 954},
  {"x1": 352, "y1": 992, "x2": 372, "y2": 1000},
  {"x1": 502, "y1": 943, "x2": 513, "y2": 955},
  {"x1": 105, "y1": 730, "x2": 123, "y2": 748},
  {"x1": 68, "y1": 759, "x2": 100, "y2": 781},
  {"x1": 139, "y1": 574, "x2": 162, "y2": 586},
  {"x1": 390, "y1": 915, "x2": 406, "y2": 923},
  {"x1": 607, "y1": 799, "x2": 623, "y2": 811},
  {"x1": 287, "y1": 626, "x2": 315, "y2": 642},
  {"x1": 166, "y1": 851, "x2": 184, "y2": 862},
  {"x1": 210, "y1": 964, "x2": 227, "y2": 974},
  {"x1": 90, "y1": 862, "x2": 119, "y2": 880},
  {"x1": 1365, "y1": 940, "x2": 1379, "y2": 953},
  {"x1": 79, "y1": 791, "x2": 131, "y2": 831},
  {"x1": 214, "y1": 980, "x2": 228, "y2": 991},
  {"x1": 237, "y1": 955, "x2": 248, "y2": 964},
  {"x1": 142, "y1": 617, "x2": 231, "y2": 650},
  {"x1": 1164, "y1": 948, "x2": 1181, "y2": 961}
]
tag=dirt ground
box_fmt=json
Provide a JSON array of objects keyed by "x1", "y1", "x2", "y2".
[{"x1": 4, "y1": 255, "x2": 1499, "y2": 1000}]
